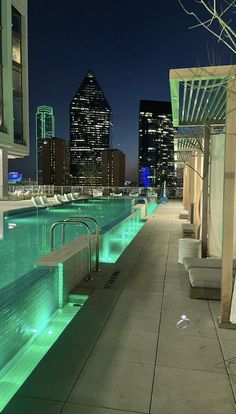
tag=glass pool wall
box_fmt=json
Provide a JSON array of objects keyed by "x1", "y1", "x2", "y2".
[
  {"x1": 0, "y1": 197, "x2": 157, "y2": 410},
  {"x1": 100, "y1": 207, "x2": 144, "y2": 263}
]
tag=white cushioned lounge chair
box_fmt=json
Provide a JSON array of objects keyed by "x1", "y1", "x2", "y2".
[{"x1": 31, "y1": 196, "x2": 45, "y2": 207}]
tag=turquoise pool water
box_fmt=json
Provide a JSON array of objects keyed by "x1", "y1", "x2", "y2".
[
  {"x1": 0, "y1": 197, "x2": 157, "y2": 410},
  {"x1": 2, "y1": 198, "x2": 132, "y2": 288}
]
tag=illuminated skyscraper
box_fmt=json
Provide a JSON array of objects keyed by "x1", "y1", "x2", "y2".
[
  {"x1": 102, "y1": 149, "x2": 125, "y2": 187},
  {"x1": 41, "y1": 137, "x2": 70, "y2": 186},
  {"x1": 138, "y1": 100, "x2": 176, "y2": 188},
  {"x1": 36, "y1": 105, "x2": 55, "y2": 184},
  {"x1": 70, "y1": 70, "x2": 112, "y2": 185}
]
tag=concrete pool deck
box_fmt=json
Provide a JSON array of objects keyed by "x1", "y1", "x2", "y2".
[{"x1": 3, "y1": 201, "x2": 236, "y2": 414}]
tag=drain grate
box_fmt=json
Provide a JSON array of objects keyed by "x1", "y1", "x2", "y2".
[{"x1": 104, "y1": 271, "x2": 120, "y2": 289}]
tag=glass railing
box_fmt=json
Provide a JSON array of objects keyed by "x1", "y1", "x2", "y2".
[{"x1": 0, "y1": 185, "x2": 183, "y2": 201}]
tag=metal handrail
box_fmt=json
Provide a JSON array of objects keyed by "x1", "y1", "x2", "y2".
[
  {"x1": 62, "y1": 216, "x2": 101, "y2": 272},
  {"x1": 50, "y1": 220, "x2": 92, "y2": 280}
]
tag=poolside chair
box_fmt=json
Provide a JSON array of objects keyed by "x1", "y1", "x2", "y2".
[
  {"x1": 188, "y1": 268, "x2": 223, "y2": 300},
  {"x1": 31, "y1": 196, "x2": 45, "y2": 208},
  {"x1": 182, "y1": 257, "x2": 236, "y2": 272},
  {"x1": 64, "y1": 193, "x2": 74, "y2": 202},
  {"x1": 70, "y1": 193, "x2": 77, "y2": 200},
  {"x1": 112, "y1": 192, "x2": 122, "y2": 197},
  {"x1": 182, "y1": 257, "x2": 236, "y2": 300},
  {"x1": 54, "y1": 194, "x2": 70, "y2": 204},
  {"x1": 39, "y1": 195, "x2": 52, "y2": 206},
  {"x1": 72, "y1": 193, "x2": 79, "y2": 199},
  {"x1": 93, "y1": 190, "x2": 103, "y2": 197}
]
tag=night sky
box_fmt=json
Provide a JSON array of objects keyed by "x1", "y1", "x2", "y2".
[{"x1": 9, "y1": 0, "x2": 232, "y2": 180}]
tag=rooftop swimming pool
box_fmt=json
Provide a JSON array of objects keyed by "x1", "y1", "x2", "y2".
[
  {"x1": 1, "y1": 198, "x2": 133, "y2": 287},
  {"x1": 0, "y1": 197, "x2": 158, "y2": 411}
]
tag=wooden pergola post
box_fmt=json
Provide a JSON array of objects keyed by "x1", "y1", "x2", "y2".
[
  {"x1": 219, "y1": 78, "x2": 236, "y2": 326},
  {"x1": 183, "y1": 165, "x2": 189, "y2": 211},
  {"x1": 189, "y1": 152, "x2": 195, "y2": 223},
  {"x1": 201, "y1": 126, "x2": 210, "y2": 258},
  {"x1": 194, "y1": 149, "x2": 202, "y2": 239}
]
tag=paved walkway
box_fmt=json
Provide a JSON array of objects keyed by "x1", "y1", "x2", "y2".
[{"x1": 3, "y1": 201, "x2": 236, "y2": 413}]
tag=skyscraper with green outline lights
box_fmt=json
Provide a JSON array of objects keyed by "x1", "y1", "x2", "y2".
[{"x1": 36, "y1": 105, "x2": 55, "y2": 184}]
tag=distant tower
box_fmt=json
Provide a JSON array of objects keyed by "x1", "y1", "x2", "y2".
[
  {"x1": 70, "y1": 70, "x2": 112, "y2": 185},
  {"x1": 41, "y1": 137, "x2": 70, "y2": 186},
  {"x1": 138, "y1": 100, "x2": 176, "y2": 188},
  {"x1": 102, "y1": 149, "x2": 125, "y2": 187},
  {"x1": 36, "y1": 105, "x2": 55, "y2": 184}
]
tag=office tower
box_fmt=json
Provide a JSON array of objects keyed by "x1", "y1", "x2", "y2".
[
  {"x1": 0, "y1": 1, "x2": 29, "y2": 198},
  {"x1": 102, "y1": 149, "x2": 125, "y2": 187},
  {"x1": 70, "y1": 70, "x2": 112, "y2": 186},
  {"x1": 138, "y1": 100, "x2": 176, "y2": 188},
  {"x1": 41, "y1": 137, "x2": 70, "y2": 185},
  {"x1": 36, "y1": 105, "x2": 55, "y2": 184}
]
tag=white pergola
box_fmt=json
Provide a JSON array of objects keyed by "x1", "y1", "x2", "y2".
[{"x1": 170, "y1": 65, "x2": 236, "y2": 327}]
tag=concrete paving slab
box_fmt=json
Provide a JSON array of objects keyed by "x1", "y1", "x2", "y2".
[
  {"x1": 157, "y1": 332, "x2": 226, "y2": 373},
  {"x1": 118, "y1": 288, "x2": 163, "y2": 304},
  {"x1": 2, "y1": 395, "x2": 63, "y2": 414},
  {"x1": 17, "y1": 353, "x2": 85, "y2": 401},
  {"x1": 160, "y1": 295, "x2": 217, "y2": 338},
  {"x1": 151, "y1": 366, "x2": 235, "y2": 414},
  {"x1": 128, "y1": 269, "x2": 165, "y2": 280},
  {"x1": 68, "y1": 357, "x2": 153, "y2": 412},
  {"x1": 124, "y1": 279, "x2": 164, "y2": 293},
  {"x1": 218, "y1": 338, "x2": 236, "y2": 400},
  {"x1": 105, "y1": 306, "x2": 161, "y2": 333},
  {"x1": 86, "y1": 289, "x2": 120, "y2": 307},
  {"x1": 91, "y1": 327, "x2": 157, "y2": 364},
  {"x1": 72, "y1": 304, "x2": 112, "y2": 328},
  {"x1": 61, "y1": 403, "x2": 143, "y2": 414},
  {"x1": 209, "y1": 301, "x2": 236, "y2": 341},
  {"x1": 50, "y1": 324, "x2": 101, "y2": 357},
  {"x1": 164, "y1": 278, "x2": 189, "y2": 297}
]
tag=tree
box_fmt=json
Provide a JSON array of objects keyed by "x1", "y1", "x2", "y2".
[{"x1": 178, "y1": 0, "x2": 236, "y2": 55}]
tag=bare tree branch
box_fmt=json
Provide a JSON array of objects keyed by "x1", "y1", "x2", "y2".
[{"x1": 178, "y1": 0, "x2": 236, "y2": 54}]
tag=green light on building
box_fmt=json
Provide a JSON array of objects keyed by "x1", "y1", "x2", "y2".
[{"x1": 36, "y1": 105, "x2": 55, "y2": 184}]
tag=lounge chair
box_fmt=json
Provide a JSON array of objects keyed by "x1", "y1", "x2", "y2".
[
  {"x1": 189, "y1": 268, "x2": 223, "y2": 300},
  {"x1": 54, "y1": 194, "x2": 70, "y2": 204},
  {"x1": 182, "y1": 223, "x2": 195, "y2": 236},
  {"x1": 64, "y1": 193, "x2": 74, "y2": 202},
  {"x1": 93, "y1": 190, "x2": 103, "y2": 197},
  {"x1": 182, "y1": 257, "x2": 236, "y2": 272},
  {"x1": 112, "y1": 192, "x2": 122, "y2": 197},
  {"x1": 39, "y1": 195, "x2": 53, "y2": 206},
  {"x1": 31, "y1": 196, "x2": 45, "y2": 208},
  {"x1": 183, "y1": 257, "x2": 236, "y2": 300}
]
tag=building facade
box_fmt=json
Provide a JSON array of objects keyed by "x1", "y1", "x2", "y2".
[
  {"x1": 0, "y1": 0, "x2": 29, "y2": 197},
  {"x1": 41, "y1": 137, "x2": 70, "y2": 186},
  {"x1": 36, "y1": 105, "x2": 55, "y2": 184},
  {"x1": 70, "y1": 70, "x2": 112, "y2": 186},
  {"x1": 102, "y1": 149, "x2": 125, "y2": 187},
  {"x1": 138, "y1": 100, "x2": 176, "y2": 188}
]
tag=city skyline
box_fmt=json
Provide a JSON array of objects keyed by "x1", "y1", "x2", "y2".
[{"x1": 9, "y1": 0, "x2": 232, "y2": 179}]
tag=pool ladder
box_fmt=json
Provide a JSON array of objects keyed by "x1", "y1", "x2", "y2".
[{"x1": 50, "y1": 217, "x2": 101, "y2": 280}]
